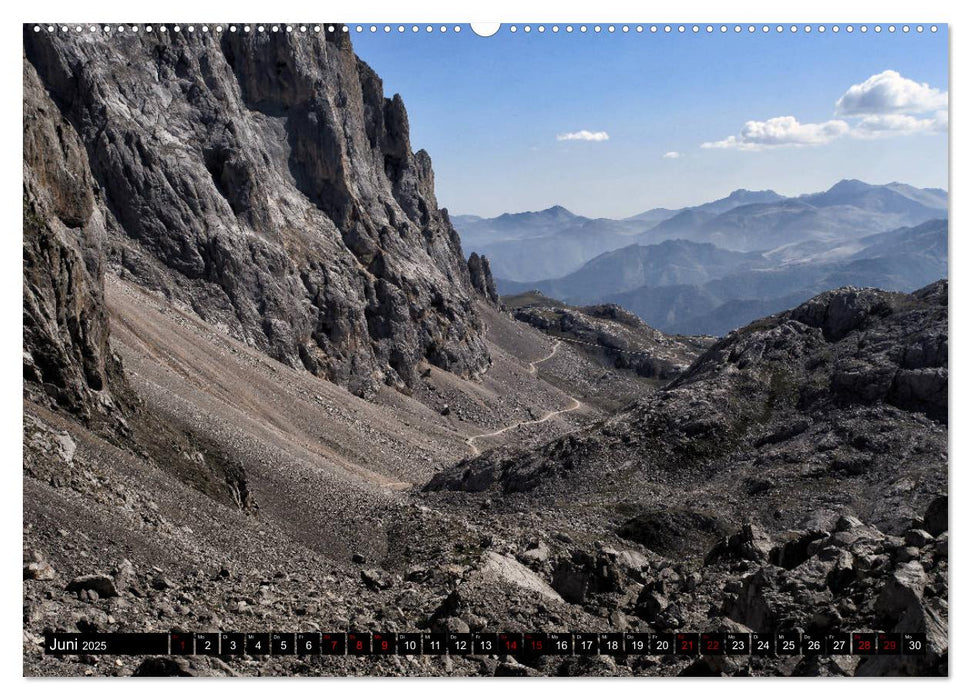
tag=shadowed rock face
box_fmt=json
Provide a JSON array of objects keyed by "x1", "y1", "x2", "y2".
[
  {"x1": 24, "y1": 26, "x2": 489, "y2": 397},
  {"x1": 23, "y1": 59, "x2": 126, "y2": 425}
]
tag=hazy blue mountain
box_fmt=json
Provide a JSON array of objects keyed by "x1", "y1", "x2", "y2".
[
  {"x1": 460, "y1": 181, "x2": 946, "y2": 286},
  {"x1": 623, "y1": 206, "x2": 682, "y2": 226},
  {"x1": 603, "y1": 220, "x2": 947, "y2": 336},
  {"x1": 455, "y1": 191, "x2": 784, "y2": 282},
  {"x1": 498, "y1": 240, "x2": 765, "y2": 302},
  {"x1": 473, "y1": 225, "x2": 637, "y2": 281},
  {"x1": 637, "y1": 181, "x2": 947, "y2": 253},
  {"x1": 765, "y1": 217, "x2": 949, "y2": 265},
  {"x1": 638, "y1": 209, "x2": 718, "y2": 243},
  {"x1": 625, "y1": 189, "x2": 783, "y2": 223},
  {"x1": 453, "y1": 205, "x2": 587, "y2": 249},
  {"x1": 800, "y1": 179, "x2": 948, "y2": 214},
  {"x1": 454, "y1": 206, "x2": 649, "y2": 281},
  {"x1": 850, "y1": 218, "x2": 949, "y2": 261},
  {"x1": 687, "y1": 188, "x2": 786, "y2": 215}
]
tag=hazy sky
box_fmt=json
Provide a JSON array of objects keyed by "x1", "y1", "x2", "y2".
[{"x1": 353, "y1": 25, "x2": 948, "y2": 219}]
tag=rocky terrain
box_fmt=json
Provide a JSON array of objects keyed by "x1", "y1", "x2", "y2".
[
  {"x1": 23, "y1": 25, "x2": 946, "y2": 678},
  {"x1": 427, "y1": 282, "x2": 948, "y2": 676},
  {"x1": 504, "y1": 292, "x2": 712, "y2": 382}
]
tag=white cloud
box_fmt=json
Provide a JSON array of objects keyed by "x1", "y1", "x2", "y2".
[
  {"x1": 556, "y1": 130, "x2": 609, "y2": 142},
  {"x1": 836, "y1": 70, "x2": 948, "y2": 116},
  {"x1": 662, "y1": 151, "x2": 683, "y2": 159},
  {"x1": 701, "y1": 116, "x2": 849, "y2": 151},
  {"x1": 853, "y1": 111, "x2": 948, "y2": 137},
  {"x1": 698, "y1": 70, "x2": 947, "y2": 154}
]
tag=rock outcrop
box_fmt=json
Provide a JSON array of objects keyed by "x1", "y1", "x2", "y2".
[
  {"x1": 508, "y1": 299, "x2": 711, "y2": 380},
  {"x1": 467, "y1": 252, "x2": 499, "y2": 306},
  {"x1": 24, "y1": 26, "x2": 490, "y2": 397}
]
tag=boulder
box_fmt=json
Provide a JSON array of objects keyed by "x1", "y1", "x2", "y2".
[
  {"x1": 706, "y1": 522, "x2": 773, "y2": 564},
  {"x1": 112, "y1": 559, "x2": 136, "y2": 590},
  {"x1": 476, "y1": 552, "x2": 563, "y2": 602},
  {"x1": 875, "y1": 562, "x2": 927, "y2": 618},
  {"x1": 150, "y1": 574, "x2": 175, "y2": 591},
  {"x1": 904, "y1": 529, "x2": 934, "y2": 548},
  {"x1": 551, "y1": 560, "x2": 589, "y2": 604},
  {"x1": 360, "y1": 569, "x2": 391, "y2": 591},
  {"x1": 23, "y1": 552, "x2": 55, "y2": 581},
  {"x1": 133, "y1": 657, "x2": 194, "y2": 677},
  {"x1": 517, "y1": 541, "x2": 550, "y2": 566},
  {"x1": 634, "y1": 589, "x2": 669, "y2": 625},
  {"x1": 66, "y1": 574, "x2": 118, "y2": 598}
]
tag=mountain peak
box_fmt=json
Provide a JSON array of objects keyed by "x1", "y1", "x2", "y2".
[
  {"x1": 496, "y1": 204, "x2": 577, "y2": 221},
  {"x1": 826, "y1": 178, "x2": 873, "y2": 194},
  {"x1": 728, "y1": 188, "x2": 775, "y2": 198}
]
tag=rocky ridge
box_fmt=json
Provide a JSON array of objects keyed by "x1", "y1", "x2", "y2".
[{"x1": 506, "y1": 293, "x2": 712, "y2": 380}]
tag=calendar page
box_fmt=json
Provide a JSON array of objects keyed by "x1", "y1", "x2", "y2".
[{"x1": 22, "y1": 19, "x2": 947, "y2": 679}]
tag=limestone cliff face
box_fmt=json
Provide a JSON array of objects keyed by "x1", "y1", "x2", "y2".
[
  {"x1": 24, "y1": 26, "x2": 490, "y2": 397},
  {"x1": 23, "y1": 58, "x2": 126, "y2": 423}
]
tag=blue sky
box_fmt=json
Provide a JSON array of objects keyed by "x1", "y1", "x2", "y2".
[{"x1": 353, "y1": 26, "x2": 948, "y2": 218}]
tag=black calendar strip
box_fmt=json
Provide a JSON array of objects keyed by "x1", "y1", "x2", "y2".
[{"x1": 43, "y1": 631, "x2": 927, "y2": 657}]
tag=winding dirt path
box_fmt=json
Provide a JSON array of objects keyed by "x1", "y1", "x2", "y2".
[
  {"x1": 527, "y1": 339, "x2": 562, "y2": 374},
  {"x1": 465, "y1": 340, "x2": 583, "y2": 456}
]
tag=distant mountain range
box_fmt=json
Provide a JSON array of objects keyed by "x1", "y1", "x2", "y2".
[
  {"x1": 502, "y1": 218, "x2": 948, "y2": 336},
  {"x1": 452, "y1": 207, "x2": 647, "y2": 281},
  {"x1": 636, "y1": 180, "x2": 947, "y2": 253},
  {"x1": 455, "y1": 180, "x2": 947, "y2": 284}
]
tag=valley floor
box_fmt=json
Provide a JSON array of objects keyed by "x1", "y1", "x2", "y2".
[
  {"x1": 23, "y1": 278, "x2": 947, "y2": 678},
  {"x1": 23, "y1": 275, "x2": 649, "y2": 676}
]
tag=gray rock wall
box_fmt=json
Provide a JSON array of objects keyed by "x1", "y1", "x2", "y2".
[{"x1": 24, "y1": 26, "x2": 489, "y2": 397}]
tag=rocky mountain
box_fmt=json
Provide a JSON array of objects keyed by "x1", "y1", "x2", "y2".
[
  {"x1": 427, "y1": 282, "x2": 948, "y2": 675},
  {"x1": 25, "y1": 26, "x2": 653, "y2": 678},
  {"x1": 22, "y1": 25, "x2": 947, "y2": 679},
  {"x1": 467, "y1": 252, "x2": 500, "y2": 306},
  {"x1": 431, "y1": 280, "x2": 948, "y2": 492},
  {"x1": 24, "y1": 26, "x2": 491, "y2": 398}
]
